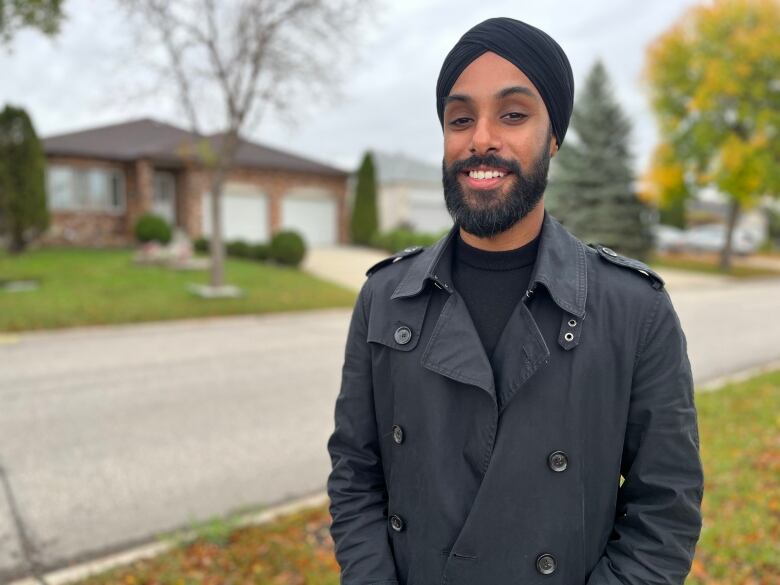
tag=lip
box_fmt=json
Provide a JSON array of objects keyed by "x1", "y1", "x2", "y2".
[{"x1": 460, "y1": 171, "x2": 512, "y2": 190}]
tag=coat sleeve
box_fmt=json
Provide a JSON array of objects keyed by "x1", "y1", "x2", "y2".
[
  {"x1": 586, "y1": 288, "x2": 704, "y2": 585},
  {"x1": 326, "y1": 282, "x2": 399, "y2": 585}
]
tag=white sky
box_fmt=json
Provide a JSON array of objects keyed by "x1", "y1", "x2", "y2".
[{"x1": 0, "y1": 0, "x2": 702, "y2": 175}]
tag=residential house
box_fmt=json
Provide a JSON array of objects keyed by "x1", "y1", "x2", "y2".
[
  {"x1": 41, "y1": 118, "x2": 349, "y2": 247},
  {"x1": 371, "y1": 151, "x2": 452, "y2": 233}
]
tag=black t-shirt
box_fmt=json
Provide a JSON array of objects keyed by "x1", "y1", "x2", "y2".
[{"x1": 451, "y1": 229, "x2": 540, "y2": 365}]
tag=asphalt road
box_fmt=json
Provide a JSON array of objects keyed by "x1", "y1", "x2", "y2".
[{"x1": 1, "y1": 276, "x2": 780, "y2": 581}]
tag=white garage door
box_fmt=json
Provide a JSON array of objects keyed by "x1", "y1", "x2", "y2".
[
  {"x1": 281, "y1": 188, "x2": 338, "y2": 246},
  {"x1": 202, "y1": 183, "x2": 269, "y2": 243}
]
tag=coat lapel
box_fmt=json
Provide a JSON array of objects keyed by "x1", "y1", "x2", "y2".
[
  {"x1": 420, "y1": 291, "x2": 496, "y2": 400},
  {"x1": 388, "y1": 209, "x2": 588, "y2": 409},
  {"x1": 491, "y1": 297, "x2": 550, "y2": 415}
]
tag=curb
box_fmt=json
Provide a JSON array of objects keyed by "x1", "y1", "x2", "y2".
[
  {"x1": 8, "y1": 491, "x2": 330, "y2": 585},
  {"x1": 696, "y1": 359, "x2": 780, "y2": 392}
]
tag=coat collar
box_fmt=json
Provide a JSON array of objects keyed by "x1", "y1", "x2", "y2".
[{"x1": 390, "y1": 208, "x2": 588, "y2": 318}]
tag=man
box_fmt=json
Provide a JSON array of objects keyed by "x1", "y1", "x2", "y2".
[{"x1": 327, "y1": 16, "x2": 703, "y2": 585}]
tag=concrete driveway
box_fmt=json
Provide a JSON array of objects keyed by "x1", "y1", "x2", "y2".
[
  {"x1": 1, "y1": 268, "x2": 779, "y2": 582},
  {"x1": 302, "y1": 244, "x2": 388, "y2": 291}
]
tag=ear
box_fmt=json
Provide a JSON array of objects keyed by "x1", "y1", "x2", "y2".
[{"x1": 549, "y1": 138, "x2": 559, "y2": 157}]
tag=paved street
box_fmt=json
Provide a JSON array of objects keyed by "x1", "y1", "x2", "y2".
[{"x1": 1, "y1": 274, "x2": 779, "y2": 581}]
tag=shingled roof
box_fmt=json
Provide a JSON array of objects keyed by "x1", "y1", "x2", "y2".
[{"x1": 42, "y1": 118, "x2": 347, "y2": 177}]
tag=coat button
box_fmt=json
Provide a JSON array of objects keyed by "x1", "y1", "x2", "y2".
[
  {"x1": 602, "y1": 246, "x2": 618, "y2": 257},
  {"x1": 394, "y1": 326, "x2": 412, "y2": 345},
  {"x1": 392, "y1": 424, "x2": 404, "y2": 444},
  {"x1": 548, "y1": 450, "x2": 568, "y2": 472},
  {"x1": 536, "y1": 553, "x2": 557, "y2": 575},
  {"x1": 389, "y1": 514, "x2": 405, "y2": 532}
]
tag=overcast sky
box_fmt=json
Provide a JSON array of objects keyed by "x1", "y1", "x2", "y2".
[{"x1": 0, "y1": 0, "x2": 702, "y2": 175}]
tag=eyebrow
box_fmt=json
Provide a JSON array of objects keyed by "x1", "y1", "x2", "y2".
[{"x1": 443, "y1": 85, "x2": 538, "y2": 107}]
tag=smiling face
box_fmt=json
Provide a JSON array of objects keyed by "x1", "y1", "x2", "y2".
[{"x1": 441, "y1": 51, "x2": 558, "y2": 238}]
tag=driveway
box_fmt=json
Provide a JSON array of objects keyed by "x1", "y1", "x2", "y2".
[
  {"x1": 1, "y1": 273, "x2": 779, "y2": 581},
  {"x1": 302, "y1": 244, "x2": 387, "y2": 292}
]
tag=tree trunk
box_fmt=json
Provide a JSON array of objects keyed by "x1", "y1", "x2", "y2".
[
  {"x1": 208, "y1": 176, "x2": 226, "y2": 287},
  {"x1": 719, "y1": 197, "x2": 740, "y2": 272},
  {"x1": 208, "y1": 131, "x2": 240, "y2": 288}
]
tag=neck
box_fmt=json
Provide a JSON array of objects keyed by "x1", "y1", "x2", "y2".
[{"x1": 459, "y1": 202, "x2": 544, "y2": 251}]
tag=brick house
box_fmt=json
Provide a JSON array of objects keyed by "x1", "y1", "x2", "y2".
[{"x1": 41, "y1": 118, "x2": 350, "y2": 247}]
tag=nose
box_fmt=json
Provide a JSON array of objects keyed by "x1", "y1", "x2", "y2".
[{"x1": 469, "y1": 117, "x2": 501, "y2": 155}]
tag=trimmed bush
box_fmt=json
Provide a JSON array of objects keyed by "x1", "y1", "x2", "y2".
[
  {"x1": 370, "y1": 227, "x2": 444, "y2": 253},
  {"x1": 134, "y1": 213, "x2": 172, "y2": 244},
  {"x1": 226, "y1": 239, "x2": 251, "y2": 258},
  {"x1": 249, "y1": 243, "x2": 270, "y2": 261},
  {"x1": 270, "y1": 230, "x2": 306, "y2": 267},
  {"x1": 194, "y1": 237, "x2": 209, "y2": 253}
]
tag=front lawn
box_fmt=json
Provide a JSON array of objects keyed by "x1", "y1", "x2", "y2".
[
  {"x1": 0, "y1": 248, "x2": 357, "y2": 332},
  {"x1": 66, "y1": 369, "x2": 780, "y2": 584},
  {"x1": 649, "y1": 252, "x2": 780, "y2": 278}
]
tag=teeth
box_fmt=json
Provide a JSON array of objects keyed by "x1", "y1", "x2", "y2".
[{"x1": 468, "y1": 169, "x2": 506, "y2": 179}]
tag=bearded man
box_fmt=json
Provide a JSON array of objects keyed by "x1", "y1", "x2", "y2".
[{"x1": 327, "y1": 16, "x2": 703, "y2": 585}]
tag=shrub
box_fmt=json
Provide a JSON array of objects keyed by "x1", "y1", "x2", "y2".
[
  {"x1": 134, "y1": 213, "x2": 172, "y2": 244},
  {"x1": 270, "y1": 230, "x2": 306, "y2": 267},
  {"x1": 350, "y1": 151, "x2": 379, "y2": 245},
  {"x1": 194, "y1": 237, "x2": 209, "y2": 253},
  {"x1": 226, "y1": 239, "x2": 251, "y2": 258},
  {"x1": 249, "y1": 243, "x2": 270, "y2": 261},
  {"x1": 370, "y1": 227, "x2": 443, "y2": 253}
]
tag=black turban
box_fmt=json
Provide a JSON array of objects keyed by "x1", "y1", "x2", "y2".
[{"x1": 436, "y1": 17, "x2": 574, "y2": 146}]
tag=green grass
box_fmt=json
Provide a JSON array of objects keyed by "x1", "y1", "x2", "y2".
[
  {"x1": 0, "y1": 247, "x2": 357, "y2": 332},
  {"x1": 687, "y1": 369, "x2": 780, "y2": 583},
  {"x1": 66, "y1": 369, "x2": 779, "y2": 585},
  {"x1": 649, "y1": 253, "x2": 780, "y2": 278}
]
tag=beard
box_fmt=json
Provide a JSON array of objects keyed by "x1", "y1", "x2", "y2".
[{"x1": 441, "y1": 143, "x2": 551, "y2": 238}]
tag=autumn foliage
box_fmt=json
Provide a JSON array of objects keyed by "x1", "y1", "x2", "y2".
[{"x1": 643, "y1": 0, "x2": 780, "y2": 269}]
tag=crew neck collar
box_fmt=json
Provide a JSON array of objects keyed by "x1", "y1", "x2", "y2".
[{"x1": 455, "y1": 229, "x2": 540, "y2": 271}]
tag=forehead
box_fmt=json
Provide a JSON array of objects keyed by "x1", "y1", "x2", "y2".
[{"x1": 449, "y1": 51, "x2": 540, "y2": 100}]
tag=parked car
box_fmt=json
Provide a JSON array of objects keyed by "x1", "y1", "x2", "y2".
[
  {"x1": 651, "y1": 224, "x2": 687, "y2": 253},
  {"x1": 683, "y1": 223, "x2": 759, "y2": 256}
]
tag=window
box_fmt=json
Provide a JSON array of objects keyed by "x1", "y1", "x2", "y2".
[{"x1": 46, "y1": 165, "x2": 125, "y2": 213}]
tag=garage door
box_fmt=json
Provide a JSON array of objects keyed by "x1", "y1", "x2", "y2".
[
  {"x1": 281, "y1": 188, "x2": 338, "y2": 246},
  {"x1": 202, "y1": 183, "x2": 269, "y2": 243}
]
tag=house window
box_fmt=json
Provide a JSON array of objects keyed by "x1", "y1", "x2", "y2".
[{"x1": 46, "y1": 165, "x2": 126, "y2": 213}]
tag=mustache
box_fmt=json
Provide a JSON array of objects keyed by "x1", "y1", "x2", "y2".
[{"x1": 445, "y1": 153, "x2": 522, "y2": 175}]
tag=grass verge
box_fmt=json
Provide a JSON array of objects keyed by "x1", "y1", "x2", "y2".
[{"x1": 649, "y1": 252, "x2": 780, "y2": 278}]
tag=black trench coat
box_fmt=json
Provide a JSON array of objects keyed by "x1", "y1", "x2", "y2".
[{"x1": 326, "y1": 209, "x2": 704, "y2": 585}]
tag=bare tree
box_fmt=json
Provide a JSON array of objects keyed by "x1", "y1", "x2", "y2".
[{"x1": 120, "y1": 0, "x2": 374, "y2": 290}]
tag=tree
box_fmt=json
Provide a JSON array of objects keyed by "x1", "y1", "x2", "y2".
[
  {"x1": 644, "y1": 0, "x2": 780, "y2": 271},
  {"x1": 0, "y1": 0, "x2": 65, "y2": 45},
  {"x1": 120, "y1": 0, "x2": 373, "y2": 291},
  {"x1": 546, "y1": 60, "x2": 653, "y2": 261},
  {"x1": 350, "y1": 150, "x2": 379, "y2": 245},
  {"x1": 0, "y1": 104, "x2": 50, "y2": 253}
]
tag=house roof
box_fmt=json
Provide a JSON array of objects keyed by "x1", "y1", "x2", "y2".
[
  {"x1": 372, "y1": 150, "x2": 441, "y2": 185},
  {"x1": 42, "y1": 117, "x2": 348, "y2": 177}
]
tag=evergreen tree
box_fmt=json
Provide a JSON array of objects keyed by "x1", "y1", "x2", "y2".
[
  {"x1": 350, "y1": 150, "x2": 379, "y2": 245},
  {"x1": 546, "y1": 60, "x2": 653, "y2": 261},
  {"x1": 0, "y1": 104, "x2": 50, "y2": 253}
]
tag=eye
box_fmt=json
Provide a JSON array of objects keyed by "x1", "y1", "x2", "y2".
[
  {"x1": 502, "y1": 112, "x2": 528, "y2": 122},
  {"x1": 448, "y1": 117, "x2": 472, "y2": 128}
]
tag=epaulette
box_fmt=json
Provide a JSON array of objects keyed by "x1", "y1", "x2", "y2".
[
  {"x1": 365, "y1": 246, "x2": 425, "y2": 277},
  {"x1": 588, "y1": 243, "x2": 665, "y2": 290}
]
